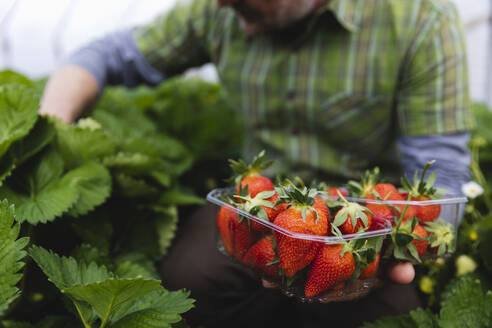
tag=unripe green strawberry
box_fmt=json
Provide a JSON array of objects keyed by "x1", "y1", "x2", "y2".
[{"x1": 304, "y1": 244, "x2": 355, "y2": 297}]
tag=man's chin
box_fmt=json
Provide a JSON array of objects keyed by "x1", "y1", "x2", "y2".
[{"x1": 239, "y1": 19, "x2": 269, "y2": 35}]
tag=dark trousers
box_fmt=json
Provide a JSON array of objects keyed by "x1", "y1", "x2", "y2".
[{"x1": 160, "y1": 205, "x2": 423, "y2": 328}]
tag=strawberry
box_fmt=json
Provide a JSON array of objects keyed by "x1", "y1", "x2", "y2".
[
  {"x1": 367, "y1": 183, "x2": 417, "y2": 222},
  {"x1": 229, "y1": 150, "x2": 275, "y2": 198},
  {"x1": 243, "y1": 235, "x2": 279, "y2": 278},
  {"x1": 359, "y1": 253, "x2": 380, "y2": 279},
  {"x1": 216, "y1": 205, "x2": 258, "y2": 260},
  {"x1": 314, "y1": 196, "x2": 330, "y2": 220},
  {"x1": 401, "y1": 161, "x2": 443, "y2": 223},
  {"x1": 412, "y1": 224, "x2": 429, "y2": 256},
  {"x1": 234, "y1": 191, "x2": 285, "y2": 233},
  {"x1": 366, "y1": 203, "x2": 393, "y2": 223},
  {"x1": 274, "y1": 186, "x2": 328, "y2": 277},
  {"x1": 327, "y1": 187, "x2": 348, "y2": 198},
  {"x1": 332, "y1": 193, "x2": 372, "y2": 235},
  {"x1": 304, "y1": 244, "x2": 355, "y2": 297}
]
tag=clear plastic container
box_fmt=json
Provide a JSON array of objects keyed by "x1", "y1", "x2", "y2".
[{"x1": 207, "y1": 188, "x2": 393, "y2": 302}]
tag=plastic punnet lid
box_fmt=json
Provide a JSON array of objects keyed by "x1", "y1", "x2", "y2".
[{"x1": 207, "y1": 188, "x2": 392, "y2": 244}]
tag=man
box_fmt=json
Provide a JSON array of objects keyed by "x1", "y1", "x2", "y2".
[{"x1": 40, "y1": 0, "x2": 473, "y2": 326}]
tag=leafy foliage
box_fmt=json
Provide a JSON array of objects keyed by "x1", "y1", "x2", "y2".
[
  {"x1": 363, "y1": 276, "x2": 492, "y2": 328},
  {"x1": 0, "y1": 201, "x2": 29, "y2": 316}
]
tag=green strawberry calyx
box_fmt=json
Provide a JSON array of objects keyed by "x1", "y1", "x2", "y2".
[
  {"x1": 401, "y1": 160, "x2": 447, "y2": 198},
  {"x1": 348, "y1": 167, "x2": 380, "y2": 197},
  {"x1": 276, "y1": 183, "x2": 319, "y2": 223},
  {"x1": 234, "y1": 190, "x2": 277, "y2": 221},
  {"x1": 228, "y1": 150, "x2": 274, "y2": 184},
  {"x1": 332, "y1": 191, "x2": 373, "y2": 233},
  {"x1": 424, "y1": 219, "x2": 455, "y2": 256}
]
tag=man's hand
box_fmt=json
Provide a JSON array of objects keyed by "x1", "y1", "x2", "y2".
[{"x1": 39, "y1": 65, "x2": 99, "y2": 123}]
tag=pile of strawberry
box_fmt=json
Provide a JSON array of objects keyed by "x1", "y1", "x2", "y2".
[{"x1": 215, "y1": 152, "x2": 456, "y2": 299}]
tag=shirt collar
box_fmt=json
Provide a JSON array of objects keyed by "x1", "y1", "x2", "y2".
[{"x1": 317, "y1": 0, "x2": 361, "y2": 32}]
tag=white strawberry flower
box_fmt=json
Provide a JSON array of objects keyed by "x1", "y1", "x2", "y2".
[{"x1": 461, "y1": 181, "x2": 484, "y2": 199}]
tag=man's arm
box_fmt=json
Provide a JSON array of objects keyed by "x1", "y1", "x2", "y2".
[
  {"x1": 39, "y1": 28, "x2": 165, "y2": 123},
  {"x1": 398, "y1": 132, "x2": 471, "y2": 195},
  {"x1": 40, "y1": 0, "x2": 215, "y2": 123}
]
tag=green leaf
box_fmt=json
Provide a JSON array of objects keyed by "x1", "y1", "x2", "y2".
[
  {"x1": 65, "y1": 162, "x2": 112, "y2": 217},
  {"x1": 0, "y1": 149, "x2": 78, "y2": 225},
  {"x1": 114, "y1": 253, "x2": 159, "y2": 280},
  {"x1": 71, "y1": 244, "x2": 112, "y2": 269},
  {"x1": 361, "y1": 314, "x2": 415, "y2": 328},
  {"x1": 478, "y1": 213, "x2": 492, "y2": 274},
  {"x1": 3, "y1": 116, "x2": 55, "y2": 169},
  {"x1": 114, "y1": 174, "x2": 158, "y2": 198},
  {"x1": 63, "y1": 278, "x2": 162, "y2": 326},
  {"x1": 409, "y1": 308, "x2": 438, "y2": 328},
  {"x1": 110, "y1": 289, "x2": 194, "y2": 328},
  {"x1": 439, "y1": 276, "x2": 492, "y2": 328},
  {"x1": 29, "y1": 246, "x2": 112, "y2": 290},
  {"x1": 158, "y1": 189, "x2": 204, "y2": 206},
  {"x1": 153, "y1": 206, "x2": 179, "y2": 258},
  {"x1": 0, "y1": 200, "x2": 29, "y2": 316},
  {"x1": 0, "y1": 85, "x2": 39, "y2": 158},
  {"x1": 53, "y1": 118, "x2": 117, "y2": 169},
  {"x1": 333, "y1": 210, "x2": 349, "y2": 227},
  {"x1": 72, "y1": 217, "x2": 113, "y2": 255},
  {"x1": 395, "y1": 232, "x2": 413, "y2": 247},
  {"x1": 0, "y1": 70, "x2": 33, "y2": 86}
]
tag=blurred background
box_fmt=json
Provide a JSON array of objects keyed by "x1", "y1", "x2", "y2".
[{"x1": 0, "y1": 0, "x2": 490, "y2": 107}]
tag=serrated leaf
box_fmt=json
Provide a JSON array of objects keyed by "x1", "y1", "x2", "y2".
[
  {"x1": 406, "y1": 243, "x2": 421, "y2": 263},
  {"x1": 63, "y1": 278, "x2": 162, "y2": 326},
  {"x1": 158, "y1": 189, "x2": 204, "y2": 206},
  {"x1": 361, "y1": 314, "x2": 415, "y2": 328},
  {"x1": 71, "y1": 244, "x2": 112, "y2": 269},
  {"x1": 53, "y1": 118, "x2": 117, "y2": 169},
  {"x1": 72, "y1": 217, "x2": 113, "y2": 255},
  {"x1": 0, "y1": 85, "x2": 39, "y2": 158},
  {"x1": 6, "y1": 116, "x2": 55, "y2": 166},
  {"x1": 395, "y1": 232, "x2": 413, "y2": 247},
  {"x1": 409, "y1": 308, "x2": 438, "y2": 328},
  {"x1": 0, "y1": 149, "x2": 80, "y2": 224},
  {"x1": 0, "y1": 70, "x2": 33, "y2": 86},
  {"x1": 115, "y1": 174, "x2": 158, "y2": 198},
  {"x1": 0, "y1": 200, "x2": 29, "y2": 316},
  {"x1": 439, "y1": 276, "x2": 492, "y2": 328},
  {"x1": 114, "y1": 253, "x2": 159, "y2": 280},
  {"x1": 110, "y1": 289, "x2": 194, "y2": 328},
  {"x1": 65, "y1": 162, "x2": 112, "y2": 217},
  {"x1": 29, "y1": 246, "x2": 112, "y2": 289},
  {"x1": 154, "y1": 206, "x2": 179, "y2": 258},
  {"x1": 29, "y1": 246, "x2": 113, "y2": 325}
]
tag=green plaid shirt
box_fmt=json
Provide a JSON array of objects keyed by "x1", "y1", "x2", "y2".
[{"x1": 135, "y1": 0, "x2": 474, "y2": 181}]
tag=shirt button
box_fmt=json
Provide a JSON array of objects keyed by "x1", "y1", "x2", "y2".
[{"x1": 286, "y1": 90, "x2": 296, "y2": 99}]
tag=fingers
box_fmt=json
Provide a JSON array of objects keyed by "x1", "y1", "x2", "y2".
[
  {"x1": 387, "y1": 262, "x2": 415, "y2": 284},
  {"x1": 261, "y1": 279, "x2": 279, "y2": 289}
]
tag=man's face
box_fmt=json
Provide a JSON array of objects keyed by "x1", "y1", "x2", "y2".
[{"x1": 217, "y1": 0, "x2": 324, "y2": 35}]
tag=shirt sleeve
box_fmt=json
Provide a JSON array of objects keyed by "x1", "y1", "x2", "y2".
[
  {"x1": 395, "y1": 3, "x2": 475, "y2": 136},
  {"x1": 398, "y1": 132, "x2": 471, "y2": 196},
  {"x1": 65, "y1": 28, "x2": 164, "y2": 91},
  {"x1": 133, "y1": 0, "x2": 215, "y2": 77}
]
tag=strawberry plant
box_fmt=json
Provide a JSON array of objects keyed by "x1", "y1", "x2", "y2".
[{"x1": 0, "y1": 70, "x2": 243, "y2": 327}]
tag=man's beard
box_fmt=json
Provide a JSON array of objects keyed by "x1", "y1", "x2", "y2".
[{"x1": 237, "y1": 0, "x2": 322, "y2": 35}]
